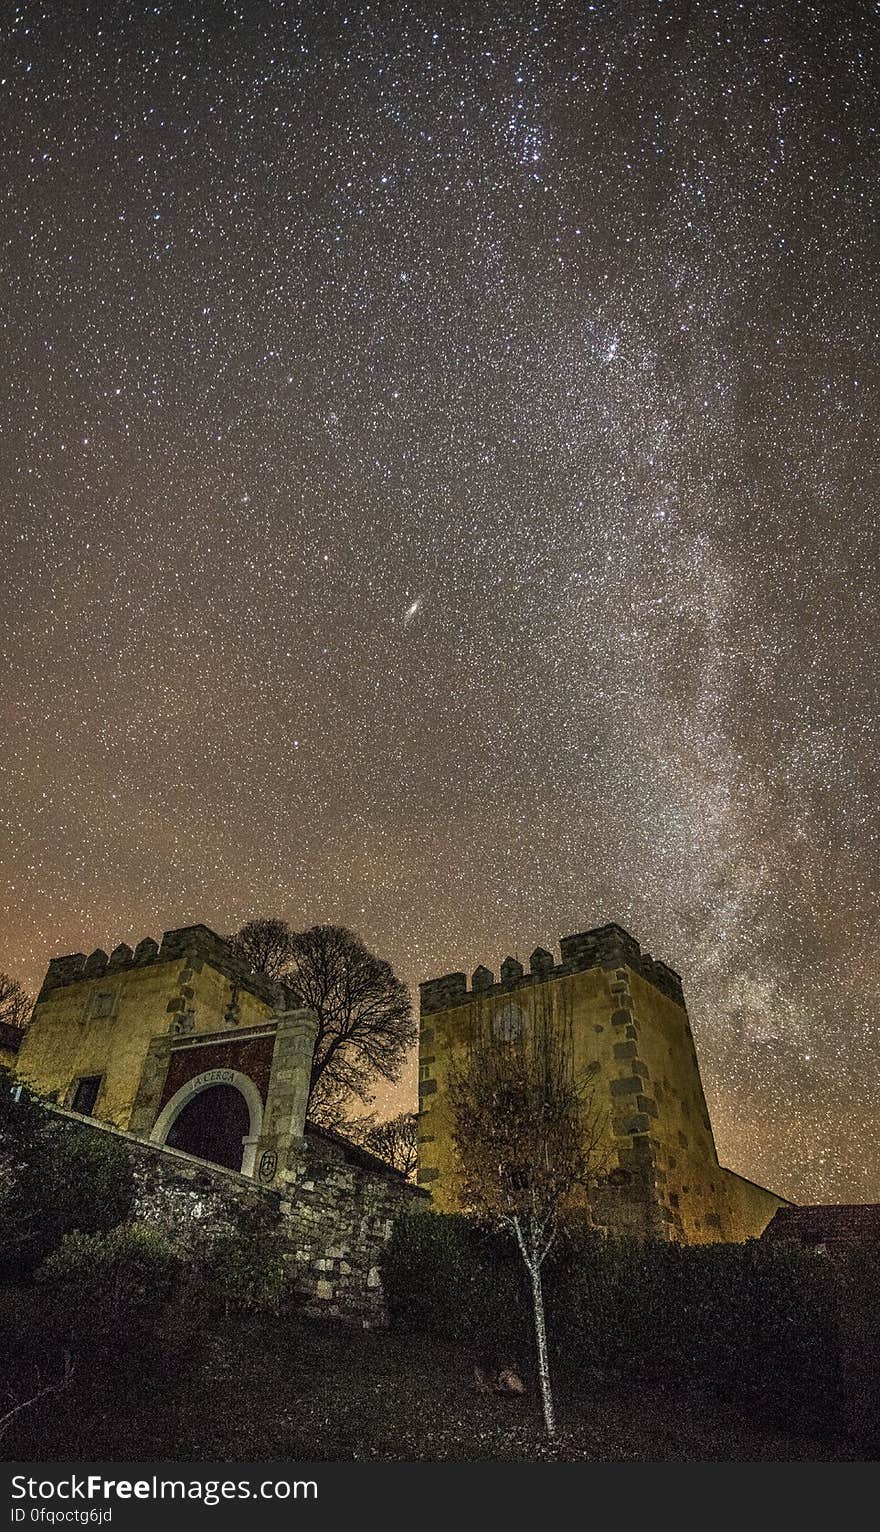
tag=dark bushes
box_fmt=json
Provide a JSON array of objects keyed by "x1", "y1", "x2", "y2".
[
  {"x1": 0, "y1": 1084, "x2": 294, "y2": 1429},
  {"x1": 198, "y1": 1232, "x2": 288, "y2": 1318},
  {"x1": 0, "y1": 1077, "x2": 134, "y2": 1278},
  {"x1": 381, "y1": 1210, "x2": 530, "y2": 1352},
  {"x1": 35, "y1": 1224, "x2": 181, "y2": 1369},
  {"x1": 382, "y1": 1211, "x2": 850, "y2": 1436}
]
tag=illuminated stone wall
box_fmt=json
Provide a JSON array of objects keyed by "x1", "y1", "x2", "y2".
[
  {"x1": 37, "y1": 1104, "x2": 422, "y2": 1325},
  {"x1": 418, "y1": 922, "x2": 787, "y2": 1243},
  {"x1": 14, "y1": 925, "x2": 282, "y2": 1129}
]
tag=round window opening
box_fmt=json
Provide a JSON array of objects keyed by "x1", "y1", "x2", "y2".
[{"x1": 493, "y1": 1003, "x2": 524, "y2": 1042}]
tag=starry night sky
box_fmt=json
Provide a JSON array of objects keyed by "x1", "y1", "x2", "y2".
[{"x1": 2, "y1": 1, "x2": 878, "y2": 1202}]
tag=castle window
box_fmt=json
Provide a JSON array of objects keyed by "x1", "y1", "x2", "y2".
[
  {"x1": 493, "y1": 1003, "x2": 524, "y2": 1043},
  {"x1": 71, "y1": 1075, "x2": 102, "y2": 1116}
]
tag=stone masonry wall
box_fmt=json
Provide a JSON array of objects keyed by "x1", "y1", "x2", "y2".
[
  {"x1": 44, "y1": 1106, "x2": 423, "y2": 1325},
  {"x1": 278, "y1": 1129, "x2": 426, "y2": 1321},
  {"x1": 418, "y1": 922, "x2": 787, "y2": 1241}
]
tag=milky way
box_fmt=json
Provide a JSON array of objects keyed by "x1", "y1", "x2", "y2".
[{"x1": 1, "y1": 1, "x2": 878, "y2": 1201}]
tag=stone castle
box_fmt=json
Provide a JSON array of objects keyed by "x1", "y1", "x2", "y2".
[
  {"x1": 418, "y1": 922, "x2": 786, "y2": 1242},
  {"x1": 3, "y1": 924, "x2": 423, "y2": 1322},
  {"x1": 13, "y1": 924, "x2": 318, "y2": 1181},
  {"x1": 1, "y1": 918, "x2": 788, "y2": 1318}
]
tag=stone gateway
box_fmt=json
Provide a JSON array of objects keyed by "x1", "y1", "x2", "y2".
[{"x1": 9, "y1": 924, "x2": 423, "y2": 1321}]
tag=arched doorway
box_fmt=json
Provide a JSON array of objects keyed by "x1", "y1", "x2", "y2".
[
  {"x1": 164, "y1": 1084, "x2": 250, "y2": 1171},
  {"x1": 150, "y1": 1069, "x2": 264, "y2": 1175}
]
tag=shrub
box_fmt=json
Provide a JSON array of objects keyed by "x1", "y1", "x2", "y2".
[
  {"x1": 384, "y1": 1210, "x2": 848, "y2": 1435},
  {"x1": 0, "y1": 1082, "x2": 134, "y2": 1277},
  {"x1": 35, "y1": 1224, "x2": 180, "y2": 1369},
  {"x1": 199, "y1": 1232, "x2": 288, "y2": 1317},
  {"x1": 382, "y1": 1209, "x2": 529, "y2": 1354},
  {"x1": 557, "y1": 1233, "x2": 842, "y2": 1428},
  {"x1": 833, "y1": 1241, "x2": 880, "y2": 1452}
]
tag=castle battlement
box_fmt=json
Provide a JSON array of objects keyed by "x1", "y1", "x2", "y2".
[
  {"x1": 419, "y1": 921, "x2": 685, "y2": 1014},
  {"x1": 37, "y1": 924, "x2": 284, "y2": 1009},
  {"x1": 416, "y1": 918, "x2": 787, "y2": 1244}
]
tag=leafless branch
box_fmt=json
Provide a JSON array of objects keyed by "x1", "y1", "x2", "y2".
[
  {"x1": 229, "y1": 920, "x2": 416, "y2": 1124},
  {"x1": 0, "y1": 1351, "x2": 75, "y2": 1442},
  {"x1": 0, "y1": 971, "x2": 32, "y2": 1031},
  {"x1": 447, "y1": 986, "x2": 608, "y2": 1438}
]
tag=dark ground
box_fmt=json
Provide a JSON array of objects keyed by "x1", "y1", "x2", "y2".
[{"x1": 1, "y1": 1315, "x2": 866, "y2": 1462}]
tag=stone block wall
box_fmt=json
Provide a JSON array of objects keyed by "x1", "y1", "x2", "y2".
[
  {"x1": 419, "y1": 921, "x2": 686, "y2": 1016},
  {"x1": 278, "y1": 1128, "x2": 425, "y2": 1322},
  {"x1": 18, "y1": 928, "x2": 282, "y2": 1133},
  {"x1": 418, "y1": 924, "x2": 787, "y2": 1241},
  {"x1": 37, "y1": 924, "x2": 293, "y2": 1011},
  {"x1": 42, "y1": 1105, "x2": 423, "y2": 1325}
]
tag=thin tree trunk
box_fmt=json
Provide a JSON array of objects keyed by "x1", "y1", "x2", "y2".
[
  {"x1": 512, "y1": 1216, "x2": 557, "y2": 1440},
  {"x1": 529, "y1": 1257, "x2": 556, "y2": 1439}
]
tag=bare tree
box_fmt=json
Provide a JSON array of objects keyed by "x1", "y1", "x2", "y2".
[
  {"x1": 229, "y1": 920, "x2": 415, "y2": 1125},
  {"x1": 0, "y1": 972, "x2": 32, "y2": 1031},
  {"x1": 228, "y1": 918, "x2": 297, "y2": 981},
  {"x1": 447, "y1": 992, "x2": 607, "y2": 1439},
  {"x1": 292, "y1": 926, "x2": 415, "y2": 1124},
  {"x1": 345, "y1": 1111, "x2": 418, "y2": 1178}
]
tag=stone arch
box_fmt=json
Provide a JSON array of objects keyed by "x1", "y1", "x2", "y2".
[{"x1": 151, "y1": 1069, "x2": 263, "y2": 1176}]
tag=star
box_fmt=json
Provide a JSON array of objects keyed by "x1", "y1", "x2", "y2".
[{"x1": 1, "y1": 0, "x2": 877, "y2": 1203}]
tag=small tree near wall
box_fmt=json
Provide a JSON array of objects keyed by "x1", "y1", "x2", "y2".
[{"x1": 447, "y1": 993, "x2": 606, "y2": 1438}]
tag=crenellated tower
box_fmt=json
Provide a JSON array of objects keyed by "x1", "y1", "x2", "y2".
[{"x1": 418, "y1": 921, "x2": 786, "y2": 1243}]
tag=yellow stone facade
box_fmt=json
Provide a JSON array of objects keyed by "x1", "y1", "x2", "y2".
[
  {"x1": 11, "y1": 925, "x2": 327, "y2": 1193},
  {"x1": 15, "y1": 927, "x2": 278, "y2": 1129},
  {"x1": 418, "y1": 923, "x2": 786, "y2": 1243},
  {"x1": 13, "y1": 917, "x2": 785, "y2": 1241}
]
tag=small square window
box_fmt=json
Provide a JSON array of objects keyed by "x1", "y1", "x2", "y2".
[{"x1": 71, "y1": 1076, "x2": 102, "y2": 1115}]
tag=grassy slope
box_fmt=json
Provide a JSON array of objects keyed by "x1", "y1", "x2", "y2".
[{"x1": 2, "y1": 1314, "x2": 857, "y2": 1462}]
